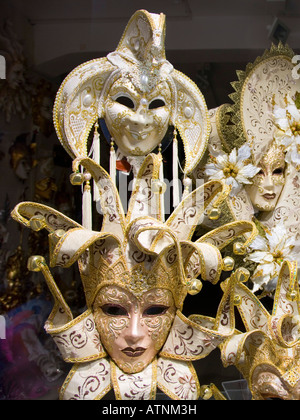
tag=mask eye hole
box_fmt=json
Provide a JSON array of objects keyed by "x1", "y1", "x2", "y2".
[
  {"x1": 273, "y1": 167, "x2": 284, "y2": 175},
  {"x1": 115, "y1": 96, "x2": 135, "y2": 109},
  {"x1": 149, "y1": 99, "x2": 165, "y2": 110},
  {"x1": 101, "y1": 304, "x2": 128, "y2": 316},
  {"x1": 143, "y1": 305, "x2": 169, "y2": 316}
]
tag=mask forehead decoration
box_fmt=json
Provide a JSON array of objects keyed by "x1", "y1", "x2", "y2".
[
  {"x1": 11, "y1": 152, "x2": 258, "y2": 400},
  {"x1": 258, "y1": 142, "x2": 286, "y2": 173},
  {"x1": 221, "y1": 260, "x2": 300, "y2": 400}
]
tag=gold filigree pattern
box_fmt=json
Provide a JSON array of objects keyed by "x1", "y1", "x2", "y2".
[{"x1": 229, "y1": 43, "x2": 295, "y2": 163}]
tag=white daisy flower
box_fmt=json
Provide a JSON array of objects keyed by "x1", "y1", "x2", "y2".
[
  {"x1": 204, "y1": 144, "x2": 260, "y2": 195},
  {"x1": 245, "y1": 222, "x2": 300, "y2": 293},
  {"x1": 273, "y1": 97, "x2": 300, "y2": 168}
]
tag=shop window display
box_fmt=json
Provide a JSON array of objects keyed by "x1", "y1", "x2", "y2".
[{"x1": 0, "y1": 7, "x2": 300, "y2": 401}]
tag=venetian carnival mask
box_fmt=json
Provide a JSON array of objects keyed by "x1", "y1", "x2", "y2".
[
  {"x1": 53, "y1": 9, "x2": 210, "y2": 184},
  {"x1": 11, "y1": 152, "x2": 258, "y2": 400},
  {"x1": 53, "y1": 9, "x2": 211, "y2": 231},
  {"x1": 104, "y1": 78, "x2": 172, "y2": 156},
  {"x1": 251, "y1": 346, "x2": 300, "y2": 400},
  {"x1": 198, "y1": 44, "x2": 300, "y2": 232},
  {"x1": 244, "y1": 142, "x2": 286, "y2": 212},
  {"x1": 93, "y1": 286, "x2": 176, "y2": 373}
]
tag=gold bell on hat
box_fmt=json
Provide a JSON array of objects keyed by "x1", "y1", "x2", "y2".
[
  {"x1": 27, "y1": 255, "x2": 46, "y2": 272},
  {"x1": 233, "y1": 241, "x2": 245, "y2": 255},
  {"x1": 222, "y1": 256, "x2": 235, "y2": 271},
  {"x1": 200, "y1": 385, "x2": 213, "y2": 400},
  {"x1": 208, "y1": 207, "x2": 221, "y2": 220},
  {"x1": 70, "y1": 172, "x2": 85, "y2": 185},
  {"x1": 151, "y1": 179, "x2": 167, "y2": 194},
  {"x1": 29, "y1": 215, "x2": 47, "y2": 231},
  {"x1": 234, "y1": 295, "x2": 242, "y2": 306},
  {"x1": 49, "y1": 229, "x2": 66, "y2": 249},
  {"x1": 236, "y1": 267, "x2": 250, "y2": 283},
  {"x1": 287, "y1": 289, "x2": 298, "y2": 301},
  {"x1": 187, "y1": 278, "x2": 203, "y2": 295},
  {"x1": 53, "y1": 229, "x2": 66, "y2": 238}
]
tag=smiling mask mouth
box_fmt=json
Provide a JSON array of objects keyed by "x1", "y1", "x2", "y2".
[{"x1": 263, "y1": 193, "x2": 276, "y2": 200}]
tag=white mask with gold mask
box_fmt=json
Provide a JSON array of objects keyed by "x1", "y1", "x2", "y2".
[
  {"x1": 104, "y1": 78, "x2": 172, "y2": 156},
  {"x1": 93, "y1": 286, "x2": 176, "y2": 373},
  {"x1": 245, "y1": 142, "x2": 286, "y2": 212}
]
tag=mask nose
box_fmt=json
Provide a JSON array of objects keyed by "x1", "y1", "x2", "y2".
[
  {"x1": 124, "y1": 313, "x2": 144, "y2": 346},
  {"x1": 262, "y1": 172, "x2": 274, "y2": 191},
  {"x1": 129, "y1": 106, "x2": 151, "y2": 131}
]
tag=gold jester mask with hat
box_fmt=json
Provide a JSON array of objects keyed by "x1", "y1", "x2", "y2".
[{"x1": 12, "y1": 153, "x2": 257, "y2": 400}]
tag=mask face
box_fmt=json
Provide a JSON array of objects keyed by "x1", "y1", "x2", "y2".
[
  {"x1": 93, "y1": 286, "x2": 176, "y2": 373},
  {"x1": 104, "y1": 78, "x2": 172, "y2": 156},
  {"x1": 245, "y1": 144, "x2": 286, "y2": 212}
]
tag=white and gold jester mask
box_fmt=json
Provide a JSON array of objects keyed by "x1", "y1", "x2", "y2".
[
  {"x1": 221, "y1": 260, "x2": 300, "y2": 400},
  {"x1": 11, "y1": 154, "x2": 257, "y2": 400},
  {"x1": 53, "y1": 9, "x2": 210, "y2": 176}
]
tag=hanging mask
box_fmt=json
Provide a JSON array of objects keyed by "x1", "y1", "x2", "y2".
[{"x1": 53, "y1": 10, "x2": 210, "y2": 176}]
